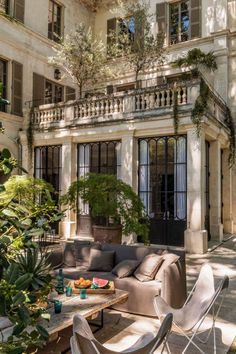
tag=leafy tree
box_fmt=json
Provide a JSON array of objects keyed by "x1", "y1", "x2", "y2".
[
  {"x1": 112, "y1": 0, "x2": 165, "y2": 84},
  {"x1": 49, "y1": 24, "x2": 116, "y2": 98},
  {"x1": 0, "y1": 127, "x2": 63, "y2": 353}
]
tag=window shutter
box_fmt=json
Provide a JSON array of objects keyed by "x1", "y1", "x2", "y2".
[
  {"x1": 107, "y1": 85, "x2": 113, "y2": 95},
  {"x1": 156, "y1": 3, "x2": 167, "y2": 34},
  {"x1": 33, "y1": 73, "x2": 45, "y2": 107},
  {"x1": 12, "y1": 61, "x2": 23, "y2": 116},
  {"x1": 191, "y1": 0, "x2": 201, "y2": 39},
  {"x1": 14, "y1": 0, "x2": 25, "y2": 23},
  {"x1": 107, "y1": 18, "x2": 117, "y2": 54},
  {"x1": 66, "y1": 86, "x2": 76, "y2": 101}
]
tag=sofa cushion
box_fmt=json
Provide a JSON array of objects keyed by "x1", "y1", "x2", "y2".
[
  {"x1": 134, "y1": 253, "x2": 163, "y2": 282},
  {"x1": 63, "y1": 242, "x2": 76, "y2": 267},
  {"x1": 112, "y1": 260, "x2": 140, "y2": 278},
  {"x1": 74, "y1": 241, "x2": 101, "y2": 267},
  {"x1": 112, "y1": 276, "x2": 161, "y2": 317},
  {"x1": 56, "y1": 267, "x2": 115, "y2": 281},
  {"x1": 155, "y1": 252, "x2": 180, "y2": 280},
  {"x1": 88, "y1": 249, "x2": 115, "y2": 272}
]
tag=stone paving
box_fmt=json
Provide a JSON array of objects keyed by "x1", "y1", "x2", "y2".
[{"x1": 37, "y1": 236, "x2": 236, "y2": 354}]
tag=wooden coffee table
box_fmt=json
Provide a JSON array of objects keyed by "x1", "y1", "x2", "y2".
[{"x1": 43, "y1": 288, "x2": 129, "y2": 340}]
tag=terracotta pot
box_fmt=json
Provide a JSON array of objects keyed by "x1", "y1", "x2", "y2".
[{"x1": 92, "y1": 225, "x2": 122, "y2": 244}]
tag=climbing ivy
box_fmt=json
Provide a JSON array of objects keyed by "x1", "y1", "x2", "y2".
[
  {"x1": 225, "y1": 107, "x2": 236, "y2": 167},
  {"x1": 191, "y1": 78, "x2": 209, "y2": 136}
]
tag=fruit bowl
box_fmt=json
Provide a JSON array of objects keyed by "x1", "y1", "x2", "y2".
[{"x1": 74, "y1": 278, "x2": 92, "y2": 289}]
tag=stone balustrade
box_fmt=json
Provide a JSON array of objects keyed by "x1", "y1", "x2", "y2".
[{"x1": 31, "y1": 80, "x2": 227, "y2": 129}]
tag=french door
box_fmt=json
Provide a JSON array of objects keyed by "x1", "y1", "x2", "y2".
[{"x1": 138, "y1": 136, "x2": 187, "y2": 246}]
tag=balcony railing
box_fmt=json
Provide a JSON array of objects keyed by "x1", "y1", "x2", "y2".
[{"x1": 31, "y1": 80, "x2": 228, "y2": 129}]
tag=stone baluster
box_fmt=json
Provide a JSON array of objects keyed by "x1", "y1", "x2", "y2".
[
  {"x1": 177, "y1": 87, "x2": 182, "y2": 104},
  {"x1": 113, "y1": 98, "x2": 118, "y2": 113},
  {"x1": 161, "y1": 91, "x2": 165, "y2": 106},
  {"x1": 182, "y1": 86, "x2": 187, "y2": 104},
  {"x1": 166, "y1": 89, "x2": 171, "y2": 106},
  {"x1": 141, "y1": 94, "x2": 145, "y2": 110},
  {"x1": 149, "y1": 92, "x2": 155, "y2": 109}
]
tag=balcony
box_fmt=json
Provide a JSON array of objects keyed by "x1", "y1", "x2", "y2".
[{"x1": 30, "y1": 79, "x2": 229, "y2": 131}]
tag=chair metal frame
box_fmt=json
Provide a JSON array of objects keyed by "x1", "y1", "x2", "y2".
[
  {"x1": 156, "y1": 272, "x2": 229, "y2": 354},
  {"x1": 71, "y1": 312, "x2": 173, "y2": 354}
]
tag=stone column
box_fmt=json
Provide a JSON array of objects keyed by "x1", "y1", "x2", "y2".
[
  {"x1": 120, "y1": 131, "x2": 137, "y2": 190},
  {"x1": 120, "y1": 131, "x2": 138, "y2": 243},
  {"x1": 184, "y1": 129, "x2": 208, "y2": 254},
  {"x1": 19, "y1": 108, "x2": 33, "y2": 175},
  {"x1": 209, "y1": 140, "x2": 223, "y2": 241},
  {"x1": 59, "y1": 140, "x2": 77, "y2": 239},
  {"x1": 222, "y1": 149, "x2": 233, "y2": 233}
]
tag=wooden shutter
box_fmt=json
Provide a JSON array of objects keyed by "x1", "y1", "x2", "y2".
[
  {"x1": 156, "y1": 3, "x2": 167, "y2": 34},
  {"x1": 107, "y1": 18, "x2": 117, "y2": 55},
  {"x1": 191, "y1": 0, "x2": 201, "y2": 39},
  {"x1": 66, "y1": 86, "x2": 76, "y2": 101},
  {"x1": 12, "y1": 61, "x2": 23, "y2": 116},
  {"x1": 134, "y1": 11, "x2": 145, "y2": 51},
  {"x1": 107, "y1": 85, "x2": 113, "y2": 95},
  {"x1": 33, "y1": 73, "x2": 45, "y2": 107},
  {"x1": 14, "y1": 0, "x2": 25, "y2": 23}
]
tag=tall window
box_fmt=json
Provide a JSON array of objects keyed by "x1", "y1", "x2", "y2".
[
  {"x1": 34, "y1": 145, "x2": 62, "y2": 196},
  {"x1": 78, "y1": 141, "x2": 121, "y2": 215},
  {"x1": 78, "y1": 141, "x2": 121, "y2": 178},
  {"x1": 45, "y1": 80, "x2": 63, "y2": 104},
  {"x1": 169, "y1": 1, "x2": 190, "y2": 44},
  {"x1": 138, "y1": 136, "x2": 187, "y2": 220},
  {"x1": 48, "y1": 0, "x2": 62, "y2": 42},
  {"x1": 0, "y1": 59, "x2": 7, "y2": 113},
  {"x1": 107, "y1": 16, "x2": 135, "y2": 55},
  {"x1": 156, "y1": 0, "x2": 201, "y2": 45}
]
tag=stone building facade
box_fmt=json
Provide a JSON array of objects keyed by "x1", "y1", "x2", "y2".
[{"x1": 0, "y1": 0, "x2": 236, "y2": 253}]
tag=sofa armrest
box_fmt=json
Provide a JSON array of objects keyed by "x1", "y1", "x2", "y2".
[{"x1": 161, "y1": 261, "x2": 187, "y2": 309}]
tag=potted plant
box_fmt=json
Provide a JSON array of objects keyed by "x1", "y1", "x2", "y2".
[{"x1": 62, "y1": 173, "x2": 149, "y2": 244}]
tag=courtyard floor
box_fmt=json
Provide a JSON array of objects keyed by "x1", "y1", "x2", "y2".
[{"x1": 36, "y1": 235, "x2": 236, "y2": 354}]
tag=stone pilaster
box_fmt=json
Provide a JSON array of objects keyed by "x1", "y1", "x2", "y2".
[
  {"x1": 59, "y1": 140, "x2": 77, "y2": 239},
  {"x1": 209, "y1": 140, "x2": 223, "y2": 241},
  {"x1": 222, "y1": 149, "x2": 233, "y2": 233},
  {"x1": 184, "y1": 129, "x2": 208, "y2": 254},
  {"x1": 120, "y1": 132, "x2": 138, "y2": 243}
]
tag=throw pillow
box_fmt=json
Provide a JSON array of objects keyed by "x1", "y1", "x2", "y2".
[
  {"x1": 134, "y1": 253, "x2": 163, "y2": 282},
  {"x1": 74, "y1": 241, "x2": 101, "y2": 267},
  {"x1": 112, "y1": 260, "x2": 140, "y2": 278},
  {"x1": 88, "y1": 249, "x2": 115, "y2": 272},
  {"x1": 63, "y1": 242, "x2": 76, "y2": 267},
  {"x1": 155, "y1": 253, "x2": 180, "y2": 281}
]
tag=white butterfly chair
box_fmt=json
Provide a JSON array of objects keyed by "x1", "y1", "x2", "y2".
[
  {"x1": 70, "y1": 312, "x2": 173, "y2": 354},
  {"x1": 154, "y1": 263, "x2": 229, "y2": 354}
]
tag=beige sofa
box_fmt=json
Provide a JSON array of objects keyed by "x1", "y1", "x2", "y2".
[{"x1": 56, "y1": 241, "x2": 187, "y2": 317}]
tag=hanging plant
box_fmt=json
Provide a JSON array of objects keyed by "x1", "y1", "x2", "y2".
[
  {"x1": 191, "y1": 78, "x2": 209, "y2": 136},
  {"x1": 172, "y1": 48, "x2": 217, "y2": 134}
]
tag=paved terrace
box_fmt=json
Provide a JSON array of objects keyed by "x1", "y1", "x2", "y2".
[{"x1": 36, "y1": 236, "x2": 236, "y2": 354}]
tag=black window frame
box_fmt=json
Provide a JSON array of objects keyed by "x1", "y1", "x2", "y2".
[
  {"x1": 0, "y1": 58, "x2": 7, "y2": 113},
  {"x1": 138, "y1": 135, "x2": 187, "y2": 221},
  {"x1": 169, "y1": 0, "x2": 190, "y2": 45},
  {"x1": 48, "y1": 0, "x2": 62, "y2": 42},
  {"x1": 45, "y1": 79, "x2": 64, "y2": 105},
  {"x1": 77, "y1": 141, "x2": 121, "y2": 178},
  {"x1": 34, "y1": 145, "x2": 62, "y2": 196}
]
